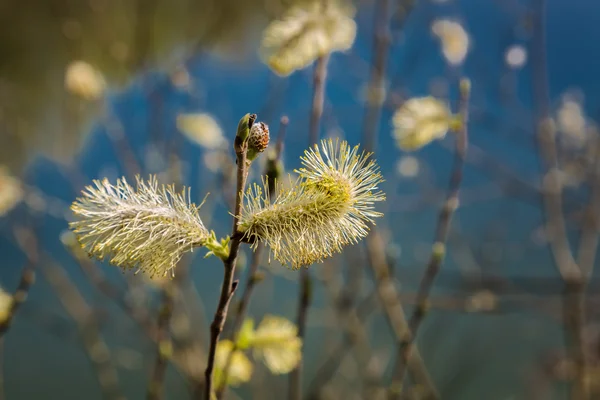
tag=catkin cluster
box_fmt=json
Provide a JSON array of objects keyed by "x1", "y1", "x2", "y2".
[
  {"x1": 70, "y1": 176, "x2": 209, "y2": 277},
  {"x1": 239, "y1": 139, "x2": 385, "y2": 269}
]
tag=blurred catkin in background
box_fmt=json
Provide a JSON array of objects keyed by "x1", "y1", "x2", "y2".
[{"x1": 0, "y1": 0, "x2": 315, "y2": 171}]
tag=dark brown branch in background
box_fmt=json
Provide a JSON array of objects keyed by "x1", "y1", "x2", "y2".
[
  {"x1": 201, "y1": 121, "x2": 251, "y2": 400},
  {"x1": 308, "y1": 256, "x2": 380, "y2": 399},
  {"x1": 365, "y1": 231, "x2": 438, "y2": 399},
  {"x1": 290, "y1": 54, "x2": 329, "y2": 400},
  {"x1": 73, "y1": 253, "x2": 159, "y2": 341},
  {"x1": 357, "y1": 0, "x2": 437, "y2": 397},
  {"x1": 530, "y1": 0, "x2": 589, "y2": 398},
  {"x1": 147, "y1": 285, "x2": 175, "y2": 400},
  {"x1": 307, "y1": 55, "x2": 329, "y2": 147},
  {"x1": 38, "y1": 252, "x2": 124, "y2": 400},
  {"x1": 361, "y1": 0, "x2": 391, "y2": 154},
  {"x1": 390, "y1": 79, "x2": 471, "y2": 398},
  {"x1": 307, "y1": 288, "x2": 380, "y2": 399}
]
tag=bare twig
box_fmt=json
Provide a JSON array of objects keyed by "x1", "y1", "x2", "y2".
[
  {"x1": 201, "y1": 120, "x2": 251, "y2": 400},
  {"x1": 214, "y1": 246, "x2": 263, "y2": 399},
  {"x1": 216, "y1": 116, "x2": 287, "y2": 399},
  {"x1": 389, "y1": 79, "x2": 471, "y2": 398}
]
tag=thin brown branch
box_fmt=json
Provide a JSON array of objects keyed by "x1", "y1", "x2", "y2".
[
  {"x1": 389, "y1": 79, "x2": 471, "y2": 398},
  {"x1": 214, "y1": 246, "x2": 263, "y2": 399},
  {"x1": 201, "y1": 121, "x2": 251, "y2": 400},
  {"x1": 216, "y1": 116, "x2": 287, "y2": 399}
]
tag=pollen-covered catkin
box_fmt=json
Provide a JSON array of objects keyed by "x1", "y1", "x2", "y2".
[
  {"x1": 239, "y1": 139, "x2": 385, "y2": 269},
  {"x1": 70, "y1": 175, "x2": 209, "y2": 278}
]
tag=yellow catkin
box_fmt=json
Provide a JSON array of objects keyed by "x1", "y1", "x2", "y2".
[
  {"x1": 70, "y1": 175, "x2": 209, "y2": 278},
  {"x1": 239, "y1": 139, "x2": 385, "y2": 269}
]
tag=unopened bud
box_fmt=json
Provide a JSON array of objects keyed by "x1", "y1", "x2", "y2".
[
  {"x1": 236, "y1": 113, "x2": 256, "y2": 142},
  {"x1": 247, "y1": 122, "x2": 270, "y2": 161}
]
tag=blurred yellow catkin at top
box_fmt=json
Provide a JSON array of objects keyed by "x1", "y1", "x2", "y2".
[
  {"x1": 431, "y1": 20, "x2": 470, "y2": 66},
  {"x1": 259, "y1": 0, "x2": 357, "y2": 76},
  {"x1": 64, "y1": 60, "x2": 106, "y2": 100},
  {"x1": 392, "y1": 97, "x2": 452, "y2": 151}
]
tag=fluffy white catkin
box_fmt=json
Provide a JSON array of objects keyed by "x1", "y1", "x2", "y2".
[{"x1": 70, "y1": 175, "x2": 209, "y2": 277}]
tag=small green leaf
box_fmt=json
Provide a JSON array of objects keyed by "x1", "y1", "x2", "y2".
[
  {"x1": 236, "y1": 113, "x2": 256, "y2": 142},
  {"x1": 204, "y1": 231, "x2": 230, "y2": 260}
]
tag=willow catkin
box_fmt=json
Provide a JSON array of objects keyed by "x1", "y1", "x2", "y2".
[
  {"x1": 239, "y1": 139, "x2": 385, "y2": 269},
  {"x1": 70, "y1": 175, "x2": 209, "y2": 278}
]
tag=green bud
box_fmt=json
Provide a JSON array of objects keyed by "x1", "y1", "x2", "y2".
[
  {"x1": 203, "y1": 231, "x2": 230, "y2": 260},
  {"x1": 236, "y1": 113, "x2": 256, "y2": 142},
  {"x1": 459, "y1": 77, "x2": 471, "y2": 95},
  {"x1": 431, "y1": 242, "x2": 446, "y2": 262}
]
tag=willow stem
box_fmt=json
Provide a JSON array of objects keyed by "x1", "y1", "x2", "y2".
[
  {"x1": 202, "y1": 134, "x2": 249, "y2": 400},
  {"x1": 389, "y1": 79, "x2": 470, "y2": 398}
]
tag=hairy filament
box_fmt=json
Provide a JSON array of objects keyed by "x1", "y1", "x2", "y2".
[
  {"x1": 70, "y1": 175, "x2": 209, "y2": 277},
  {"x1": 239, "y1": 139, "x2": 385, "y2": 269}
]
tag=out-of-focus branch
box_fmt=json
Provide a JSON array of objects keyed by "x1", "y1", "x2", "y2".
[
  {"x1": 38, "y1": 253, "x2": 124, "y2": 400},
  {"x1": 365, "y1": 231, "x2": 438, "y2": 399},
  {"x1": 290, "y1": 53, "x2": 329, "y2": 400},
  {"x1": 390, "y1": 79, "x2": 470, "y2": 398},
  {"x1": 356, "y1": 0, "x2": 437, "y2": 396},
  {"x1": 530, "y1": 1, "x2": 588, "y2": 398},
  {"x1": 202, "y1": 117, "x2": 251, "y2": 400},
  {"x1": 309, "y1": 257, "x2": 381, "y2": 399},
  {"x1": 147, "y1": 285, "x2": 175, "y2": 400}
]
